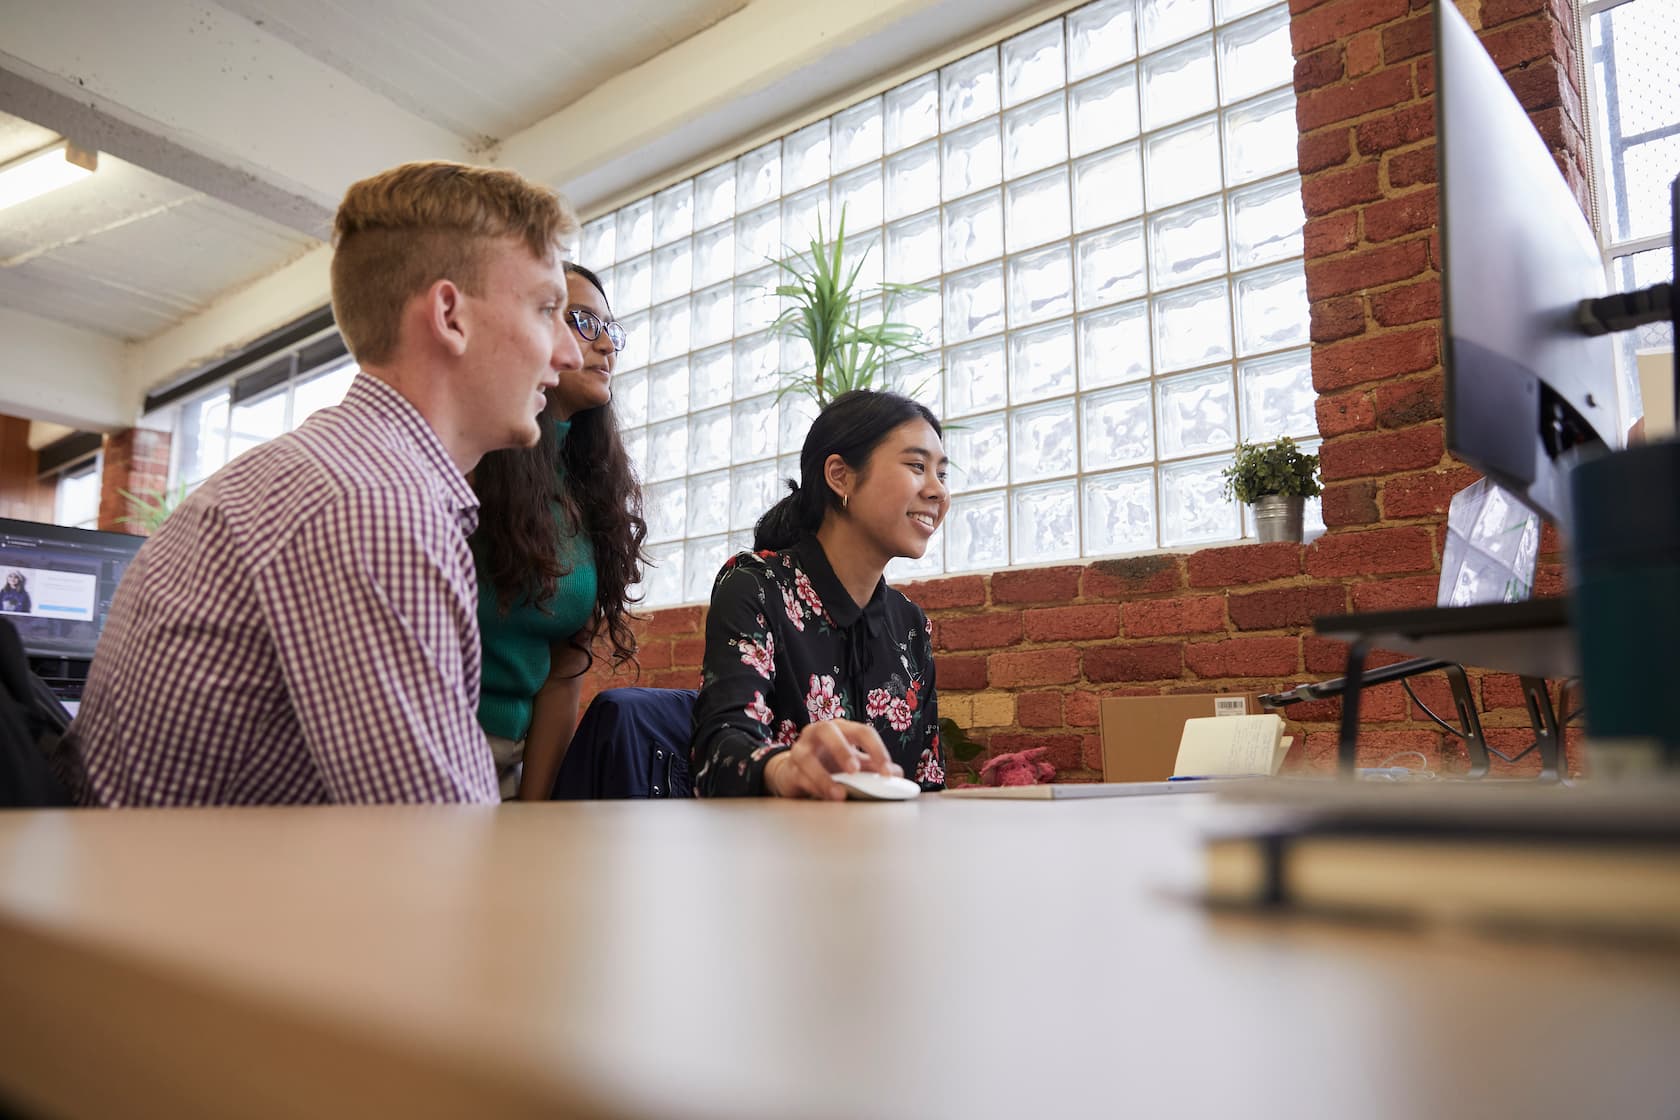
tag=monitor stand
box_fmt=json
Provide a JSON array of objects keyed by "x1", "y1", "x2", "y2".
[{"x1": 1310, "y1": 599, "x2": 1573, "y2": 782}]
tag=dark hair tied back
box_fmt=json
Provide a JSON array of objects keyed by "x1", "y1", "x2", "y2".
[{"x1": 753, "y1": 389, "x2": 941, "y2": 552}]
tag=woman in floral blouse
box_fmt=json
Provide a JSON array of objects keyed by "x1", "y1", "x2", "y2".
[{"x1": 690, "y1": 390, "x2": 949, "y2": 798}]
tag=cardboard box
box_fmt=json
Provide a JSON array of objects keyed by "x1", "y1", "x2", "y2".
[{"x1": 1098, "y1": 693, "x2": 1264, "y2": 782}]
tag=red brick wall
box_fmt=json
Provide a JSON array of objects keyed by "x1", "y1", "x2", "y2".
[
  {"x1": 0, "y1": 416, "x2": 54, "y2": 524},
  {"x1": 97, "y1": 428, "x2": 171, "y2": 535},
  {"x1": 581, "y1": 0, "x2": 1589, "y2": 781}
]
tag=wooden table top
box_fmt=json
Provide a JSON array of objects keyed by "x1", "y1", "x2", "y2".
[{"x1": 0, "y1": 796, "x2": 1676, "y2": 1119}]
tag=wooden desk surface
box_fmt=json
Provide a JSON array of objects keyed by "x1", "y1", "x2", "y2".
[{"x1": 0, "y1": 797, "x2": 1676, "y2": 1120}]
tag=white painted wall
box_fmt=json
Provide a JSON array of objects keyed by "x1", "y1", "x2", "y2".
[{"x1": 0, "y1": 307, "x2": 128, "y2": 429}]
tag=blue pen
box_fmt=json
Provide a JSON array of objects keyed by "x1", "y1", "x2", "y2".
[{"x1": 1167, "y1": 774, "x2": 1267, "y2": 782}]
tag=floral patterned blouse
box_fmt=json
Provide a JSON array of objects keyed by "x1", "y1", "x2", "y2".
[{"x1": 690, "y1": 535, "x2": 944, "y2": 797}]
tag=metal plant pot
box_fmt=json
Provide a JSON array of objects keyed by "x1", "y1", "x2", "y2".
[{"x1": 1252, "y1": 494, "x2": 1305, "y2": 543}]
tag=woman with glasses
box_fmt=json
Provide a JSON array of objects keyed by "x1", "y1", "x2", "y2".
[{"x1": 469, "y1": 261, "x2": 648, "y2": 800}]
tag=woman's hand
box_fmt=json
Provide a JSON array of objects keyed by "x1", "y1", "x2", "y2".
[{"x1": 763, "y1": 719, "x2": 902, "y2": 800}]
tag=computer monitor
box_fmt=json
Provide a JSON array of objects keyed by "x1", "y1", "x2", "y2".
[
  {"x1": 1436, "y1": 1, "x2": 1624, "y2": 533},
  {"x1": 0, "y1": 518, "x2": 142, "y2": 672}
]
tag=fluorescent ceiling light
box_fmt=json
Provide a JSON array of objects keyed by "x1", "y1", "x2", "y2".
[{"x1": 0, "y1": 141, "x2": 97, "y2": 212}]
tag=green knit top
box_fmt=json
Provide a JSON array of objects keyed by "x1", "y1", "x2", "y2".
[{"x1": 473, "y1": 419, "x2": 597, "y2": 742}]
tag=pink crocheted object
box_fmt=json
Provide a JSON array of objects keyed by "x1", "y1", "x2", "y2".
[{"x1": 978, "y1": 747, "x2": 1056, "y2": 787}]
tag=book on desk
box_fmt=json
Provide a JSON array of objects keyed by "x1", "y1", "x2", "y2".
[{"x1": 1199, "y1": 781, "x2": 1680, "y2": 940}]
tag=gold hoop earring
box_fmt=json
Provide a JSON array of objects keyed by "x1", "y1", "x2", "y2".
[{"x1": 842, "y1": 493, "x2": 849, "y2": 510}]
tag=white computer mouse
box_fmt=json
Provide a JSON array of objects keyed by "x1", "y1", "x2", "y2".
[{"x1": 830, "y1": 770, "x2": 921, "y2": 801}]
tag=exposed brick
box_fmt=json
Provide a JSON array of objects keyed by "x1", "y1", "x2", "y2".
[
  {"x1": 1347, "y1": 29, "x2": 1383, "y2": 76},
  {"x1": 971, "y1": 691, "x2": 1016, "y2": 728},
  {"x1": 989, "y1": 647, "x2": 1081, "y2": 687},
  {"x1": 1482, "y1": 18, "x2": 1560, "y2": 71},
  {"x1": 1312, "y1": 325, "x2": 1437, "y2": 392},
  {"x1": 672, "y1": 637, "x2": 708, "y2": 668},
  {"x1": 1299, "y1": 127, "x2": 1352, "y2": 175},
  {"x1": 1320, "y1": 426, "x2": 1444, "y2": 482},
  {"x1": 1528, "y1": 105, "x2": 1580, "y2": 155},
  {"x1": 1296, "y1": 66, "x2": 1415, "y2": 132},
  {"x1": 1480, "y1": 0, "x2": 1551, "y2": 25},
  {"x1": 1306, "y1": 526, "x2": 1436, "y2": 577},
  {"x1": 1482, "y1": 673, "x2": 1529, "y2": 711},
  {"x1": 1300, "y1": 161, "x2": 1383, "y2": 217},
  {"x1": 1539, "y1": 522, "x2": 1562, "y2": 556},
  {"x1": 647, "y1": 607, "x2": 705, "y2": 637},
  {"x1": 1369, "y1": 277, "x2": 1441, "y2": 327},
  {"x1": 1506, "y1": 60, "x2": 1574, "y2": 116},
  {"x1": 1305, "y1": 635, "x2": 1352, "y2": 673},
  {"x1": 1081, "y1": 733, "x2": 1105, "y2": 773},
  {"x1": 1084, "y1": 555, "x2": 1181, "y2": 599},
  {"x1": 938, "y1": 654, "x2": 989, "y2": 691},
  {"x1": 1386, "y1": 142, "x2": 1438, "y2": 189},
  {"x1": 1122, "y1": 595, "x2": 1227, "y2": 637},
  {"x1": 1294, "y1": 45, "x2": 1345, "y2": 93},
  {"x1": 646, "y1": 669, "x2": 702, "y2": 690},
  {"x1": 1228, "y1": 585, "x2": 1349, "y2": 631},
  {"x1": 991, "y1": 566, "x2": 1081, "y2": 605},
  {"x1": 1373, "y1": 374, "x2": 1444, "y2": 427},
  {"x1": 1305, "y1": 240, "x2": 1429, "y2": 302},
  {"x1": 1292, "y1": 0, "x2": 1410, "y2": 55},
  {"x1": 1311, "y1": 294, "x2": 1367, "y2": 343},
  {"x1": 1316, "y1": 390, "x2": 1378, "y2": 437},
  {"x1": 1184, "y1": 637, "x2": 1300, "y2": 678},
  {"x1": 1363, "y1": 187, "x2": 1438, "y2": 242},
  {"x1": 1065, "y1": 690, "x2": 1101, "y2": 728},
  {"x1": 1350, "y1": 574, "x2": 1439, "y2": 612},
  {"x1": 1083, "y1": 644, "x2": 1184, "y2": 682},
  {"x1": 1535, "y1": 564, "x2": 1565, "y2": 598},
  {"x1": 1016, "y1": 690, "x2": 1064, "y2": 728},
  {"x1": 1415, "y1": 54, "x2": 1436, "y2": 97},
  {"x1": 904, "y1": 575, "x2": 986, "y2": 610},
  {"x1": 986, "y1": 733, "x2": 1083, "y2": 774},
  {"x1": 1304, "y1": 211, "x2": 1359, "y2": 258},
  {"x1": 1024, "y1": 604, "x2": 1120, "y2": 643},
  {"x1": 1186, "y1": 542, "x2": 1301, "y2": 588},
  {"x1": 1354, "y1": 102, "x2": 1436, "y2": 157},
  {"x1": 1404, "y1": 674, "x2": 1458, "y2": 723},
  {"x1": 635, "y1": 641, "x2": 674, "y2": 671},
  {"x1": 1380, "y1": 11, "x2": 1432, "y2": 63},
  {"x1": 1382, "y1": 465, "x2": 1481, "y2": 518},
  {"x1": 938, "y1": 611, "x2": 1023, "y2": 651},
  {"x1": 1321, "y1": 480, "x2": 1381, "y2": 526}
]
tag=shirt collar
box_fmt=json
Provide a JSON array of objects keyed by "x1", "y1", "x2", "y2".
[
  {"x1": 344, "y1": 373, "x2": 480, "y2": 534},
  {"x1": 791, "y1": 534, "x2": 887, "y2": 630}
]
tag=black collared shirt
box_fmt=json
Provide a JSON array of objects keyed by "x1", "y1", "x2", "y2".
[{"x1": 689, "y1": 535, "x2": 944, "y2": 797}]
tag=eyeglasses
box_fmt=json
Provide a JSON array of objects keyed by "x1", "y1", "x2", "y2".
[{"x1": 567, "y1": 308, "x2": 627, "y2": 352}]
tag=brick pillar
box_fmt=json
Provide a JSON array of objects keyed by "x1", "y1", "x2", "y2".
[
  {"x1": 1293, "y1": 0, "x2": 1590, "y2": 554},
  {"x1": 97, "y1": 428, "x2": 172, "y2": 535}
]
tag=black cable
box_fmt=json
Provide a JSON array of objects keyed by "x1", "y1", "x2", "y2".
[{"x1": 1401, "y1": 677, "x2": 1465, "y2": 740}]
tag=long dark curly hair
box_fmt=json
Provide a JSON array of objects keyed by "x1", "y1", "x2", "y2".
[{"x1": 471, "y1": 262, "x2": 647, "y2": 671}]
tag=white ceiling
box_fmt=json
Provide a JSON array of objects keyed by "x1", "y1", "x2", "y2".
[
  {"x1": 0, "y1": 111, "x2": 317, "y2": 341},
  {"x1": 0, "y1": 0, "x2": 1056, "y2": 432},
  {"x1": 212, "y1": 0, "x2": 749, "y2": 144}
]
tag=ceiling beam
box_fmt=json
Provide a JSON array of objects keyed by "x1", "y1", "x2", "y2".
[{"x1": 0, "y1": 0, "x2": 472, "y2": 240}]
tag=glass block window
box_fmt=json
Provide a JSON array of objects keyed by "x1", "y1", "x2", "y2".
[
  {"x1": 1584, "y1": 0, "x2": 1678, "y2": 427},
  {"x1": 583, "y1": 0, "x2": 1313, "y2": 605}
]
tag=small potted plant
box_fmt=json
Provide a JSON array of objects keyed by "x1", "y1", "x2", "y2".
[{"x1": 1221, "y1": 437, "x2": 1321, "y2": 543}]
